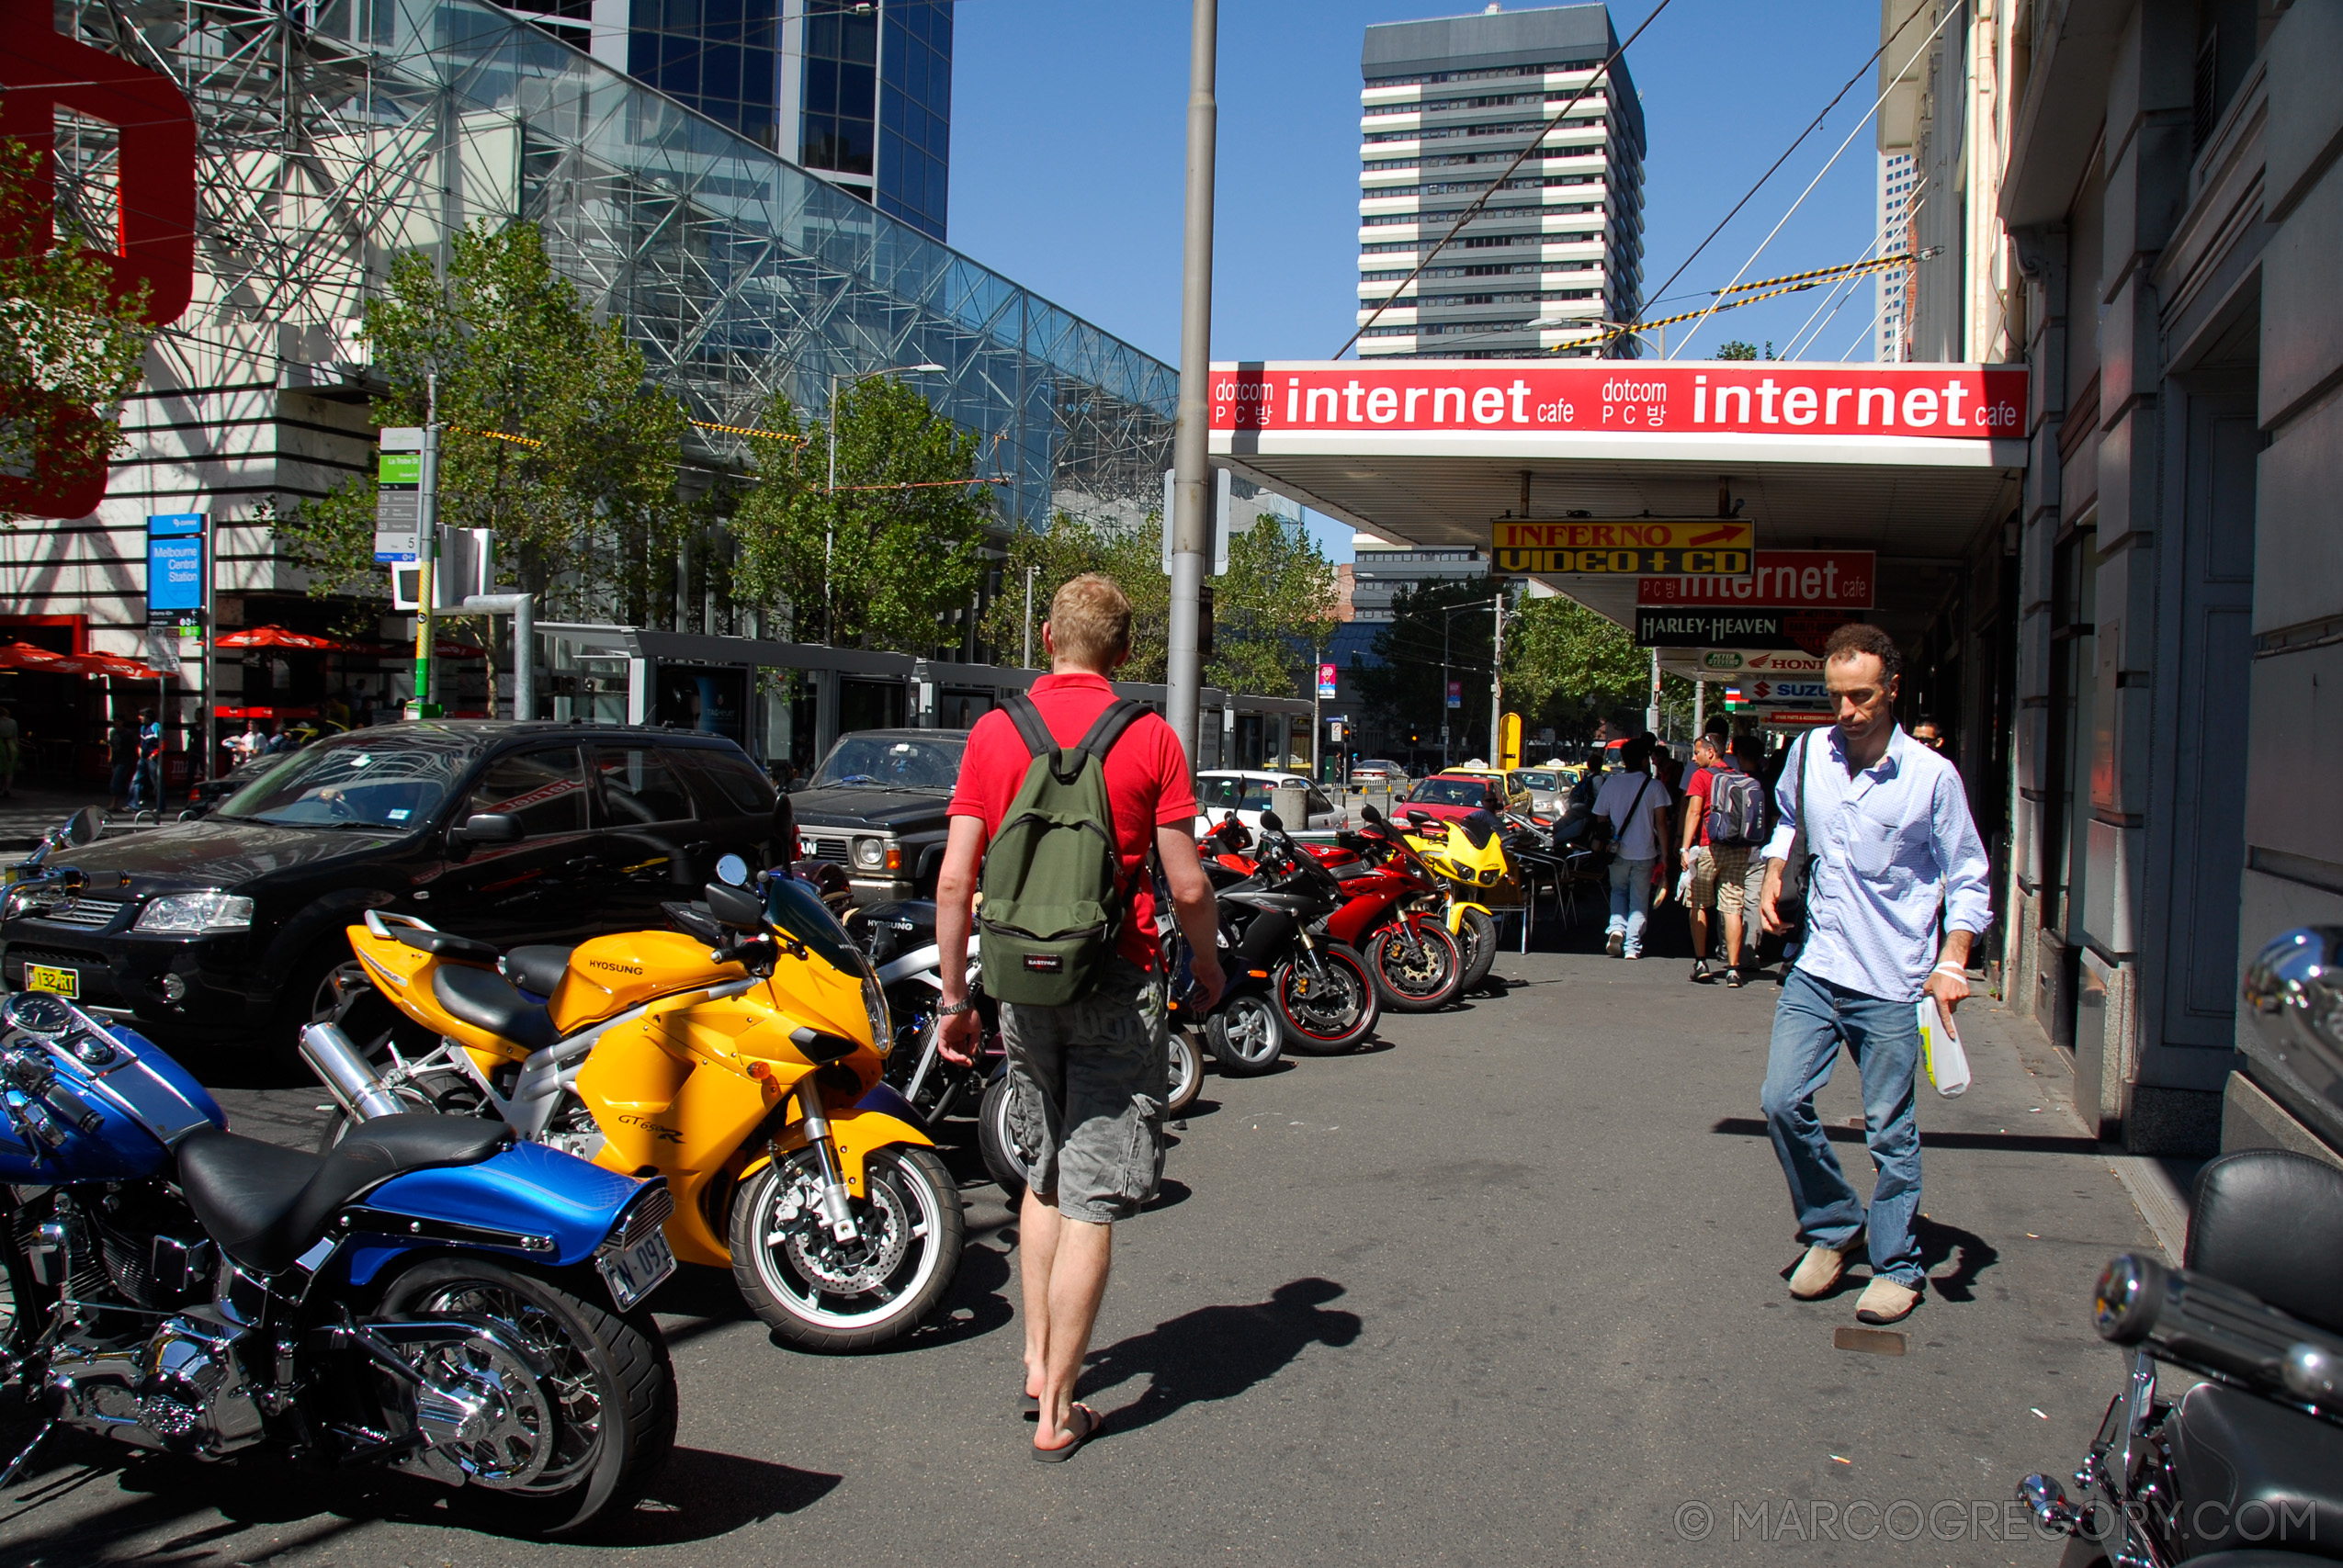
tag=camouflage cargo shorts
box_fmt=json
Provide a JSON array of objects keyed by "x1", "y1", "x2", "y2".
[{"x1": 998, "y1": 955, "x2": 1169, "y2": 1224}]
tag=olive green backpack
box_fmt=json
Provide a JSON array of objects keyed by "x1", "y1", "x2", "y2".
[{"x1": 978, "y1": 694, "x2": 1149, "y2": 1008}]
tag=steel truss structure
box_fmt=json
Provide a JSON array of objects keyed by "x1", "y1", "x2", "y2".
[{"x1": 50, "y1": 0, "x2": 1176, "y2": 526}]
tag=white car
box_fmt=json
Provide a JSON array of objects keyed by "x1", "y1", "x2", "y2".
[{"x1": 1194, "y1": 770, "x2": 1343, "y2": 839}]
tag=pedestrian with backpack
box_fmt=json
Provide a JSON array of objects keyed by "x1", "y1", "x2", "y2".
[
  {"x1": 933, "y1": 574, "x2": 1227, "y2": 1461},
  {"x1": 1681, "y1": 734, "x2": 1766, "y2": 986}
]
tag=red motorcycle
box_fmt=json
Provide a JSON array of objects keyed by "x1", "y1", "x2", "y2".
[{"x1": 1207, "y1": 811, "x2": 1464, "y2": 1014}]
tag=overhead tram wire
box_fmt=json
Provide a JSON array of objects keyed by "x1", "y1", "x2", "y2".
[
  {"x1": 1625, "y1": 1, "x2": 1933, "y2": 354},
  {"x1": 1778, "y1": 237, "x2": 1882, "y2": 358},
  {"x1": 1330, "y1": 0, "x2": 1674, "y2": 362},
  {"x1": 1523, "y1": 253, "x2": 1920, "y2": 354},
  {"x1": 1665, "y1": 0, "x2": 1962, "y2": 359}
]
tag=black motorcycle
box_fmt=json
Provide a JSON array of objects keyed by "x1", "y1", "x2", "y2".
[
  {"x1": 1194, "y1": 810, "x2": 1379, "y2": 1064},
  {"x1": 2018, "y1": 926, "x2": 2343, "y2": 1565}
]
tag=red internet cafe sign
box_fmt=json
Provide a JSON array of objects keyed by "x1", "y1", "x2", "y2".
[
  {"x1": 0, "y1": 2, "x2": 197, "y2": 518},
  {"x1": 1213, "y1": 363, "x2": 2025, "y2": 438}
]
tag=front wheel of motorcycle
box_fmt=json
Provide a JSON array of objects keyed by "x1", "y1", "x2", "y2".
[
  {"x1": 1275, "y1": 944, "x2": 1379, "y2": 1054},
  {"x1": 1453, "y1": 906, "x2": 1500, "y2": 992},
  {"x1": 1366, "y1": 919, "x2": 1464, "y2": 1013},
  {"x1": 1205, "y1": 992, "x2": 1286, "y2": 1077},
  {"x1": 730, "y1": 1144, "x2": 966, "y2": 1353},
  {"x1": 374, "y1": 1257, "x2": 676, "y2": 1538}
]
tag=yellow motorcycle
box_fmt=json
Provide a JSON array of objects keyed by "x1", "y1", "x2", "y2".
[
  {"x1": 305, "y1": 856, "x2": 963, "y2": 1353},
  {"x1": 1392, "y1": 805, "x2": 1516, "y2": 992}
]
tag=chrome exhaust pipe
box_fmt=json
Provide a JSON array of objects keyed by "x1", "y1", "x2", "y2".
[{"x1": 300, "y1": 1022, "x2": 403, "y2": 1122}]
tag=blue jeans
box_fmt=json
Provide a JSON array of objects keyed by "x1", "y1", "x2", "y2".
[
  {"x1": 1760, "y1": 967, "x2": 1923, "y2": 1288},
  {"x1": 1607, "y1": 855, "x2": 1655, "y2": 954}
]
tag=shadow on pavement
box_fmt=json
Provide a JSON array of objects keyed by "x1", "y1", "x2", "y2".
[
  {"x1": 1078, "y1": 1277, "x2": 1362, "y2": 1436},
  {"x1": 1709, "y1": 1116, "x2": 2102, "y2": 1156},
  {"x1": 1914, "y1": 1214, "x2": 2000, "y2": 1302},
  {"x1": 605, "y1": 1448, "x2": 843, "y2": 1542}
]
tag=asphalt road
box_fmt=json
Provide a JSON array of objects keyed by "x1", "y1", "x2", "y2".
[{"x1": 1, "y1": 929, "x2": 2162, "y2": 1567}]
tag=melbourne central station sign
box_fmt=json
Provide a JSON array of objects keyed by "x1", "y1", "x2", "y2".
[{"x1": 1211, "y1": 362, "x2": 2025, "y2": 439}]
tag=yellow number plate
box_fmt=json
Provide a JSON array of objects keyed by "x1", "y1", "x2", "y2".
[{"x1": 24, "y1": 964, "x2": 78, "y2": 998}]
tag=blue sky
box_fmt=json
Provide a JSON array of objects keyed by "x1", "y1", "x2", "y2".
[{"x1": 948, "y1": 0, "x2": 1888, "y2": 558}]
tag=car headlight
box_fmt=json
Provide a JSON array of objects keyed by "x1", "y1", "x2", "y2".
[
  {"x1": 852, "y1": 836, "x2": 892, "y2": 872},
  {"x1": 135, "y1": 892, "x2": 255, "y2": 933}
]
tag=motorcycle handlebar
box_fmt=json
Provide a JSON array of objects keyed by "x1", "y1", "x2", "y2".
[{"x1": 2095, "y1": 1252, "x2": 2343, "y2": 1412}]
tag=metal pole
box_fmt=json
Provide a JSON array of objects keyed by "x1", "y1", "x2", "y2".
[
  {"x1": 1023, "y1": 563, "x2": 1036, "y2": 669},
  {"x1": 1488, "y1": 586, "x2": 1504, "y2": 764},
  {"x1": 825, "y1": 372, "x2": 839, "y2": 647},
  {"x1": 1310, "y1": 639, "x2": 1321, "y2": 780},
  {"x1": 411, "y1": 375, "x2": 440, "y2": 718},
  {"x1": 1693, "y1": 676, "x2": 1704, "y2": 737},
  {"x1": 1441, "y1": 611, "x2": 1451, "y2": 769},
  {"x1": 1164, "y1": 0, "x2": 1217, "y2": 772},
  {"x1": 1646, "y1": 646, "x2": 1660, "y2": 737}
]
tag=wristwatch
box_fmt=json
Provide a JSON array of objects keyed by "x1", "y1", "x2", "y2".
[{"x1": 934, "y1": 998, "x2": 975, "y2": 1018}]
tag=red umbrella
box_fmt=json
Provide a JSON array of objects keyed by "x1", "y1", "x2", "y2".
[
  {"x1": 0, "y1": 641, "x2": 68, "y2": 668},
  {"x1": 214, "y1": 626, "x2": 345, "y2": 650}
]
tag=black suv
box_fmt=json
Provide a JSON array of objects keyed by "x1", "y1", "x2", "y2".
[
  {"x1": 0, "y1": 721, "x2": 782, "y2": 1053},
  {"x1": 789, "y1": 728, "x2": 969, "y2": 905}
]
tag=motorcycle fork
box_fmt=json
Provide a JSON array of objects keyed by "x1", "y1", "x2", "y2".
[{"x1": 790, "y1": 1079, "x2": 863, "y2": 1247}]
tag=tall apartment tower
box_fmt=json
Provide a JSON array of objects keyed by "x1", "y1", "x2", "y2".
[
  {"x1": 1355, "y1": 5, "x2": 1646, "y2": 359},
  {"x1": 1875, "y1": 150, "x2": 1916, "y2": 360},
  {"x1": 508, "y1": 0, "x2": 953, "y2": 241}
]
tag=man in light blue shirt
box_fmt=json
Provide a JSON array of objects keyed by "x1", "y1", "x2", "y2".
[{"x1": 1757, "y1": 624, "x2": 1990, "y2": 1325}]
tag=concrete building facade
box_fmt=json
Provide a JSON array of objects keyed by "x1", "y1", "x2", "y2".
[{"x1": 1355, "y1": 5, "x2": 1647, "y2": 360}]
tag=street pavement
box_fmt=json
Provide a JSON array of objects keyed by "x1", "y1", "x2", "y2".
[{"x1": 0, "y1": 930, "x2": 2165, "y2": 1567}]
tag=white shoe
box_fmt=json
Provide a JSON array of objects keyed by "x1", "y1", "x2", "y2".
[
  {"x1": 1788, "y1": 1239, "x2": 1862, "y2": 1300},
  {"x1": 1855, "y1": 1277, "x2": 1921, "y2": 1324}
]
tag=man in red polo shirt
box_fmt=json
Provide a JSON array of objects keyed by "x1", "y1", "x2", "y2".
[{"x1": 934, "y1": 573, "x2": 1225, "y2": 1461}]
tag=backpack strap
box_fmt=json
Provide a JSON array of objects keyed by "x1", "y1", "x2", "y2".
[
  {"x1": 1073, "y1": 698, "x2": 1149, "y2": 764},
  {"x1": 1000, "y1": 692, "x2": 1058, "y2": 761}
]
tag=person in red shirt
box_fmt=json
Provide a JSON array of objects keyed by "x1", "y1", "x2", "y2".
[{"x1": 934, "y1": 573, "x2": 1224, "y2": 1461}]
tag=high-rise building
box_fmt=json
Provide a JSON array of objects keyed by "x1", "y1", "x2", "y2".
[
  {"x1": 1875, "y1": 150, "x2": 1915, "y2": 360},
  {"x1": 1355, "y1": 4, "x2": 1646, "y2": 360},
  {"x1": 504, "y1": 0, "x2": 953, "y2": 241}
]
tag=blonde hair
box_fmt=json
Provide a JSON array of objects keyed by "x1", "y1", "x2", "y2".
[{"x1": 1047, "y1": 573, "x2": 1132, "y2": 669}]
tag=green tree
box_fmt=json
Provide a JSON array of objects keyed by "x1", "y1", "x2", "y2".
[
  {"x1": 1354, "y1": 580, "x2": 1499, "y2": 757},
  {"x1": 1501, "y1": 593, "x2": 1650, "y2": 743},
  {"x1": 1207, "y1": 514, "x2": 1340, "y2": 697},
  {"x1": 277, "y1": 221, "x2": 688, "y2": 622},
  {"x1": 729, "y1": 376, "x2": 991, "y2": 653},
  {"x1": 1716, "y1": 340, "x2": 1759, "y2": 360},
  {"x1": 0, "y1": 137, "x2": 157, "y2": 524},
  {"x1": 978, "y1": 510, "x2": 1166, "y2": 678}
]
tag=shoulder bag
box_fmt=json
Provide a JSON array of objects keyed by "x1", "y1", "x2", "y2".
[{"x1": 1771, "y1": 733, "x2": 1818, "y2": 930}]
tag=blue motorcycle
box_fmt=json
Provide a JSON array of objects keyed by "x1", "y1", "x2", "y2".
[{"x1": 0, "y1": 931, "x2": 679, "y2": 1535}]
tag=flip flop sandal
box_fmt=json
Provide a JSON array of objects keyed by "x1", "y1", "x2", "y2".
[
  {"x1": 1021, "y1": 1393, "x2": 1040, "y2": 1419},
  {"x1": 1032, "y1": 1403, "x2": 1102, "y2": 1462}
]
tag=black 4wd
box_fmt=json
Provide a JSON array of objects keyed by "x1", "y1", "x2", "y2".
[
  {"x1": 0, "y1": 721, "x2": 784, "y2": 1062},
  {"x1": 788, "y1": 728, "x2": 969, "y2": 905}
]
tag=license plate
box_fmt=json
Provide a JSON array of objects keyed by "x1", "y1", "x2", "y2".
[
  {"x1": 24, "y1": 964, "x2": 77, "y2": 998},
  {"x1": 595, "y1": 1227, "x2": 676, "y2": 1311}
]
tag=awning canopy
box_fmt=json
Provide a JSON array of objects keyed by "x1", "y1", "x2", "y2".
[{"x1": 1209, "y1": 359, "x2": 2027, "y2": 660}]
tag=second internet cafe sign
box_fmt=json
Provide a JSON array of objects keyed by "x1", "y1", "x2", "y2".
[
  {"x1": 1212, "y1": 362, "x2": 2025, "y2": 437},
  {"x1": 1638, "y1": 549, "x2": 1873, "y2": 608},
  {"x1": 1494, "y1": 519, "x2": 1754, "y2": 576}
]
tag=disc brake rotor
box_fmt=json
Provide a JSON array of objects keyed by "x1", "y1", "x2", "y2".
[
  {"x1": 768, "y1": 1167, "x2": 911, "y2": 1295},
  {"x1": 412, "y1": 1333, "x2": 555, "y2": 1488}
]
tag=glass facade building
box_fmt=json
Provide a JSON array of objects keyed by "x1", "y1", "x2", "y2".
[{"x1": 501, "y1": 0, "x2": 951, "y2": 241}]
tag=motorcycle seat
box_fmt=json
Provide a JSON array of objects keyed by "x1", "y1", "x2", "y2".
[
  {"x1": 390, "y1": 925, "x2": 502, "y2": 965},
  {"x1": 2187, "y1": 1148, "x2": 2343, "y2": 1336},
  {"x1": 434, "y1": 964, "x2": 562, "y2": 1052},
  {"x1": 175, "y1": 1114, "x2": 510, "y2": 1272},
  {"x1": 500, "y1": 943, "x2": 576, "y2": 998}
]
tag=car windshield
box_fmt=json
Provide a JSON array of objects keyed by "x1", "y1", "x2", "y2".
[
  {"x1": 1516, "y1": 772, "x2": 1559, "y2": 791},
  {"x1": 1198, "y1": 777, "x2": 1295, "y2": 811},
  {"x1": 809, "y1": 735, "x2": 965, "y2": 792},
  {"x1": 216, "y1": 739, "x2": 468, "y2": 829},
  {"x1": 1409, "y1": 777, "x2": 1496, "y2": 807}
]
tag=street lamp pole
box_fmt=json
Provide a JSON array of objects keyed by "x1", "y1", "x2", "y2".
[
  {"x1": 824, "y1": 361, "x2": 945, "y2": 645},
  {"x1": 1022, "y1": 562, "x2": 1037, "y2": 668},
  {"x1": 1164, "y1": 0, "x2": 1218, "y2": 773}
]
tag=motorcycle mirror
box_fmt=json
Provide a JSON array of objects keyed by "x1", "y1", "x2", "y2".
[
  {"x1": 63, "y1": 806, "x2": 103, "y2": 847},
  {"x1": 715, "y1": 852, "x2": 751, "y2": 887},
  {"x1": 705, "y1": 878, "x2": 766, "y2": 931},
  {"x1": 1359, "y1": 803, "x2": 1383, "y2": 825},
  {"x1": 1258, "y1": 809, "x2": 1284, "y2": 832}
]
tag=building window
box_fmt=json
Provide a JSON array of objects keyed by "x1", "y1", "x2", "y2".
[{"x1": 801, "y1": 0, "x2": 878, "y2": 178}]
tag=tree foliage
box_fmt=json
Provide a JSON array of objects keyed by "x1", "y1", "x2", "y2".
[
  {"x1": 0, "y1": 136, "x2": 156, "y2": 524},
  {"x1": 728, "y1": 376, "x2": 991, "y2": 652},
  {"x1": 979, "y1": 509, "x2": 1168, "y2": 676},
  {"x1": 276, "y1": 221, "x2": 687, "y2": 620},
  {"x1": 1353, "y1": 580, "x2": 1499, "y2": 754},
  {"x1": 1206, "y1": 517, "x2": 1340, "y2": 696},
  {"x1": 1501, "y1": 593, "x2": 1652, "y2": 742}
]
